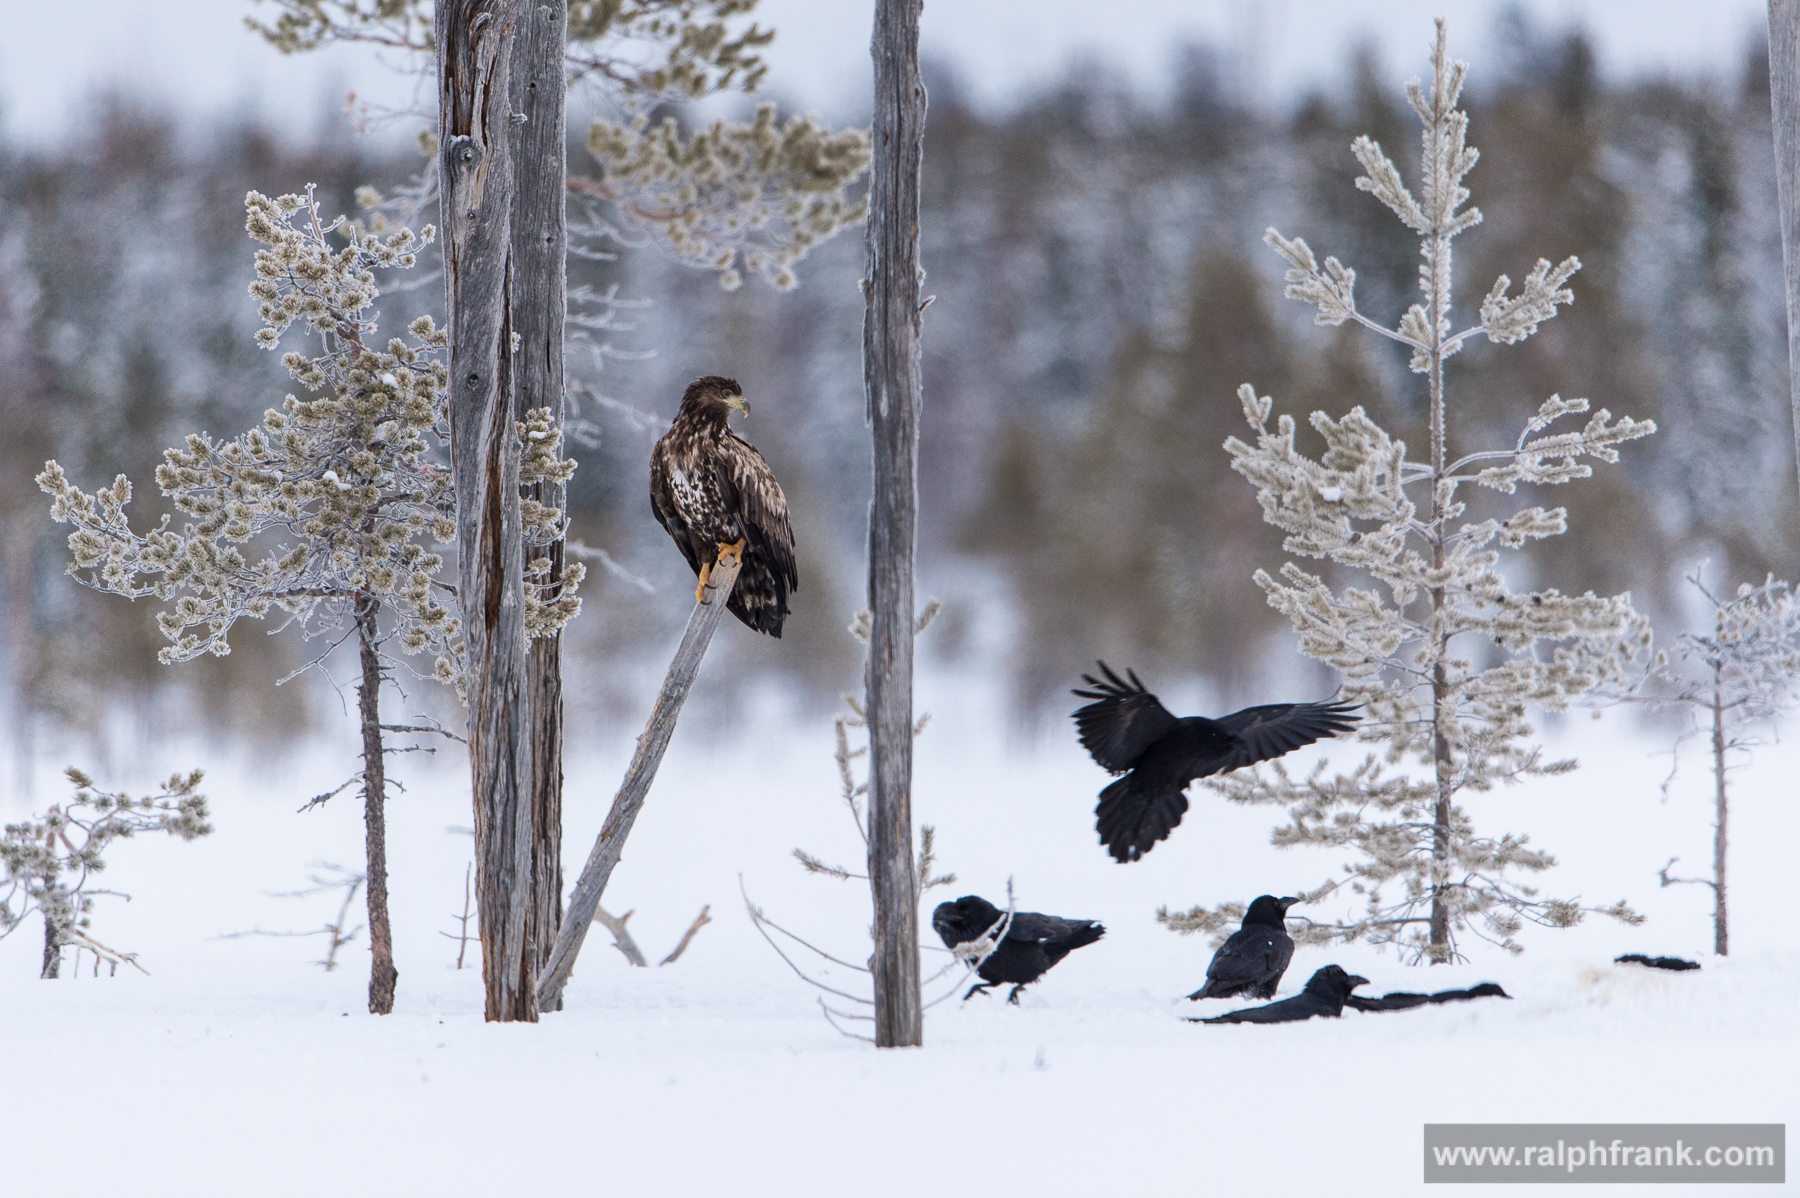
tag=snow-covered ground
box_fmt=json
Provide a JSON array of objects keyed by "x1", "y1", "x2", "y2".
[{"x1": 4, "y1": 671, "x2": 1793, "y2": 1195}]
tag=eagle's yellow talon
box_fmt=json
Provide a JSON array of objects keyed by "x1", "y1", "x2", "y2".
[{"x1": 695, "y1": 559, "x2": 713, "y2": 602}]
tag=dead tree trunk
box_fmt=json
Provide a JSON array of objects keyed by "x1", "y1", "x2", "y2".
[
  {"x1": 438, "y1": 0, "x2": 538, "y2": 1023},
  {"x1": 356, "y1": 595, "x2": 398, "y2": 1014},
  {"x1": 1770, "y1": 0, "x2": 1800, "y2": 496},
  {"x1": 863, "y1": 0, "x2": 927, "y2": 1048},
  {"x1": 509, "y1": 0, "x2": 569, "y2": 1012},
  {"x1": 1710, "y1": 674, "x2": 1730, "y2": 956},
  {"x1": 536, "y1": 549, "x2": 742, "y2": 1011}
]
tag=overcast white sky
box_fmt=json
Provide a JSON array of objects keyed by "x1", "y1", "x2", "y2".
[{"x1": 0, "y1": 0, "x2": 1773, "y2": 147}]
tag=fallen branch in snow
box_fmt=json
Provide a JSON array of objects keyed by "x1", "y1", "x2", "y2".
[
  {"x1": 594, "y1": 907, "x2": 649, "y2": 967},
  {"x1": 660, "y1": 906, "x2": 713, "y2": 966}
]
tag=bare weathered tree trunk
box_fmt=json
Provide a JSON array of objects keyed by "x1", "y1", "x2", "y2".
[
  {"x1": 509, "y1": 0, "x2": 569, "y2": 1012},
  {"x1": 1710, "y1": 673, "x2": 1730, "y2": 957},
  {"x1": 356, "y1": 595, "x2": 398, "y2": 1014},
  {"x1": 438, "y1": 0, "x2": 538, "y2": 1023},
  {"x1": 863, "y1": 0, "x2": 927, "y2": 1048},
  {"x1": 536, "y1": 551, "x2": 742, "y2": 1010},
  {"x1": 1770, "y1": 1, "x2": 1800, "y2": 496}
]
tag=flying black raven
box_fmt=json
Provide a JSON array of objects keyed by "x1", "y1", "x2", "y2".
[
  {"x1": 1186, "y1": 895, "x2": 1300, "y2": 1001},
  {"x1": 1193, "y1": 965, "x2": 1369, "y2": 1024},
  {"x1": 931, "y1": 894, "x2": 1105, "y2": 1005},
  {"x1": 1072, "y1": 662, "x2": 1360, "y2": 862},
  {"x1": 1344, "y1": 982, "x2": 1512, "y2": 1012}
]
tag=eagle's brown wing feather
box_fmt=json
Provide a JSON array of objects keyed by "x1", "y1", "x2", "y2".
[
  {"x1": 648, "y1": 438, "x2": 704, "y2": 577},
  {"x1": 716, "y1": 432, "x2": 798, "y2": 590}
]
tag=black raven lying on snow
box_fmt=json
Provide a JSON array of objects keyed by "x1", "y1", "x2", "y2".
[
  {"x1": 1072, "y1": 662, "x2": 1360, "y2": 862},
  {"x1": 1186, "y1": 895, "x2": 1300, "y2": 1001},
  {"x1": 1615, "y1": 954, "x2": 1700, "y2": 972},
  {"x1": 1193, "y1": 965, "x2": 1369, "y2": 1024},
  {"x1": 931, "y1": 895, "x2": 1105, "y2": 1004},
  {"x1": 1344, "y1": 982, "x2": 1512, "y2": 1012}
]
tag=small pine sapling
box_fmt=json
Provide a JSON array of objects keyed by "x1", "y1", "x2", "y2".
[
  {"x1": 1649, "y1": 572, "x2": 1800, "y2": 956},
  {"x1": 37, "y1": 188, "x2": 582, "y2": 1012},
  {"x1": 1, "y1": 766, "x2": 211, "y2": 978},
  {"x1": 1172, "y1": 21, "x2": 1651, "y2": 963}
]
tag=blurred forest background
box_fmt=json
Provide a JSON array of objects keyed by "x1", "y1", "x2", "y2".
[{"x1": 1, "y1": 9, "x2": 1794, "y2": 787}]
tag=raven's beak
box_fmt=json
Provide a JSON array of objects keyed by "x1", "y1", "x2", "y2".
[
  {"x1": 1348, "y1": 975, "x2": 1371, "y2": 987},
  {"x1": 1278, "y1": 895, "x2": 1303, "y2": 909}
]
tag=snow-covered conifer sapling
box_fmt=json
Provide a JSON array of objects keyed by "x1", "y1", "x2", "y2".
[
  {"x1": 37, "y1": 188, "x2": 581, "y2": 1012},
  {"x1": 1648, "y1": 571, "x2": 1800, "y2": 956},
  {"x1": 1, "y1": 766, "x2": 210, "y2": 978},
  {"x1": 1164, "y1": 21, "x2": 1651, "y2": 963}
]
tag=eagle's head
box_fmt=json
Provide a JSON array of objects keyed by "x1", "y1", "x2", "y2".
[{"x1": 681, "y1": 375, "x2": 751, "y2": 422}]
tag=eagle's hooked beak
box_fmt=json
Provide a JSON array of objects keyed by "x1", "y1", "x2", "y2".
[{"x1": 726, "y1": 394, "x2": 751, "y2": 418}]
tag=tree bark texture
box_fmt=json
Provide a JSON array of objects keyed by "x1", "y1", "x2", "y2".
[
  {"x1": 438, "y1": 0, "x2": 538, "y2": 1023},
  {"x1": 356, "y1": 596, "x2": 398, "y2": 1014},
  {"x1": 40, "y1": 910, "x2": 59, "y2": 979},
  {"x1": 863, "y1": 0, "x2": 927, "y2": 1048},
  {"x1": 1710, "y1": 677, "x2": 1729, "y2": 957},
  {"x1": 536, "y1": 550, "x2": 743, "y2": 1011},
  {"x1": 509, "y1": 0, "x2": 569, "y2": 1012},
  {"x1": 1769, "y1": 0, "x2": 1800, "y2": 497}
]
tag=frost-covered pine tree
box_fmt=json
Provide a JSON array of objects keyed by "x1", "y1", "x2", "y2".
[
  {"x1": 1165, "y1": 21, "x2": 1651, "y2": 964},
  {"x1": 1649, "y1": 572, "x2": 1800, "y2": 956},
  {"x1": 37, "y1": 188, "x2": 580, "y2": 1011},
  {"x1": 253, "y1": 0, "x2": 871, "y2": 293}
]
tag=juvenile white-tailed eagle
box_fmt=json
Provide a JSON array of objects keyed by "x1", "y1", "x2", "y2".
[
  {"x1": 1072, "y1": 662, "x2": 1360, "y2": 863},
  {"x1": 649, "y1": 376, "x2": 798, "y2": 637}
]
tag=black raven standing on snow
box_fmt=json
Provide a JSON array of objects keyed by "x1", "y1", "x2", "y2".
[
  {"x1": 931, "y1": 895, "x2": 1105, "y2": 1005},
  {"x1": 1072, "y1": 662, "x2": 1360, "y2": 862},
  {"x1": 1194, "y1": 965, "x2": 1370, "y2": 1025},
  {"x1": 1186, "y1": 895, "x2": 1301, "y2": 1001}
]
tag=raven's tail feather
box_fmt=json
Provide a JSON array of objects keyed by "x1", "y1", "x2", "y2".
[{"x1": 1095, "y1": 773, "x2": 1189, "y2": 864}]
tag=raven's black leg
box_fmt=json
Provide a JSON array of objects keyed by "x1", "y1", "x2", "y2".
[
  {"x1": 963, "y1": 981, "x2": 995, "y2": 1000},
  {"x1": 1006, "y1": 985, "x2": 1025, "y2": 1005}
]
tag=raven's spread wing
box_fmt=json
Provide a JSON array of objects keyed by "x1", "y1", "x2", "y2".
[
  {"x1": 1071, "y1": 662, "x2": 1179, "y2": 773},
  {"x1": 1210, "y1": 699, "x2": 1360, "y2": 774},
  {"x1": 1006, "y1": 912, "x2": 1104, "y2": 948},
  {"x1": 714, "y1": 432, "x2": 798, "y2": 592}
]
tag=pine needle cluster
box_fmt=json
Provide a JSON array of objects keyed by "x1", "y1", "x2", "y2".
[
  {"x1": 585, "y1": 105, "x2": 871, "y2": 290},
  {"x1": 249, "y1": 0, "x2": 870, "y2": 291}
]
